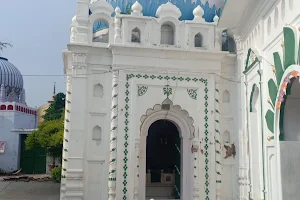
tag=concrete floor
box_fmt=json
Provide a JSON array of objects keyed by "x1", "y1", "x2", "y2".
[{"x1": 0, "y1": 181, "x2": 60, "y2": 200}]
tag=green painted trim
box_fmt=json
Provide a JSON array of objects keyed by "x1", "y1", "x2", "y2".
[
  {"x1": 124, "y1": 73, "x2": 209, "y2": 200},
  {"x1": 283, "y1": 26, "x2": 298, "y2": 68},
  {"x1": 273, "y1": 52, "x2": 284, "y2": 85},
  {"x1": 249, "y1": 84, "x2": 257, "y2": 113},
  {"x1": 244, "y1": 48, "x2": 259, "y2": 74}
]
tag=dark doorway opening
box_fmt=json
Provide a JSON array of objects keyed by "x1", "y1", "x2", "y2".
[{"x1": 146, "y1": 120, "x2": 181, "y2": 199}]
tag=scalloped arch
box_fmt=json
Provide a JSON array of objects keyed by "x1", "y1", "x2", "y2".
[{"x1": 140, "y1": 102, "x2": 195, "y2": 138}]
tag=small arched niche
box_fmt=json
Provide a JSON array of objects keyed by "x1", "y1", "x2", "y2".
[
  {"x1": 93, "y1": 20, "x2": 109, "y2": 43},
  {"x1": 131, "y1": 27, "x2": 141, "y2": 43},
  {"x1": 92, "y1": 126, "x2": 102, "y2": 141},
  {"x1": 223, "y1": 131, "x2": 230, "y2": 144},
  {"x1": 250, "y1": 84, "x2": 259, "y2": 112},
  {"x1": 222, "y1": 90, "x2": 230, "y2": 103},
  {"x1": 222, "y1": 30, "x2": 236, "y2": 53},
  {"x1": 93, "y1": 83, "x2": 104, "y2": 98},
  {"x1": 0, "y1": 105, "x2": 6, "y2": 110},
  {"x1": 7, "y1": 105, "x2": 13, "y2": 110},
  {"x1": 194, "y1": 32, "x2": 203, "y2": 48},
  {"x1": 161, "y1": 22, "x2": 174, "y2": 45}
]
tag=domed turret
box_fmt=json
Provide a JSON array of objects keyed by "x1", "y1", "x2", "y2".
[
  {"x1": 0, "y1": 57, "x2": 24, "y2": 103},
  {"x1": 101, "y1": 0, "x2": 224, "y2": 22}
]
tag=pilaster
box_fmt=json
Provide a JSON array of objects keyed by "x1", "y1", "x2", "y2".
[
  {"x1": 60, "y1": 75, "x2": 72, "y2": 200},
  {"x1": 108, "y1": 70, "x2": 119, "y2": 200},
  {"x1": 192, "y1": 139, "x2": 200, "y2": 200},
  {"x1": 235, "y1": 35, "x2": 249, "y2": 200},
  {"x1": 133, "y1": 139, "x2": 140, "y2": 200},
  {"x1": 75, "y1": 0, "x2": 89, "y2": 44},
  {"x1": 214, "y1": 76, "x2": 222, "y2": 200},
  {"x1": 65, "y1": 53, "x2": 88, "y2": 200}
]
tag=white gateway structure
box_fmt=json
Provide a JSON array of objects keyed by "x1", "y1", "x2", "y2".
[{"x1": 61, "y1": 0, "x2": 300, "y2": 200}]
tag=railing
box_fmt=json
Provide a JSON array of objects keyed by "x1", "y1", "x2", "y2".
[
  {"x1": 174, "y1": 143, "x2": 180, "y2": 153},
  {"x1": 174, "y1": 165, "x2": 180, "y2": 175}
]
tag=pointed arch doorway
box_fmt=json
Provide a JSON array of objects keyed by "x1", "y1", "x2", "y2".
[
  {"x1": 146, "y1": 120, "x2": 181, "y2": 199},
  {"x1": 138, "y1": 104, "x2": 195, "y2": 200}
]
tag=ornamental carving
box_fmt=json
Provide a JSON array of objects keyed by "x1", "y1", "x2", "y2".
[
  {"x1": 137, "y1": 85, "x2": 148, "y2": 96},
  {"x1": 72, "y1": 53, "x2": 87, "y2": 64},
  {"x1": 187, "y1": 88, "x2": 197, "y2": 100}
]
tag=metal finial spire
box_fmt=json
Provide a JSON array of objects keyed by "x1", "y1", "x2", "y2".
[{"x1": 53, "y1": 82, "x2": 56, "y2": 96}]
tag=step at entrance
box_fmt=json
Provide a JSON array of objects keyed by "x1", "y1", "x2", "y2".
[{"x1": 146, "y1": 184, "x2": 174, "y2": 199}]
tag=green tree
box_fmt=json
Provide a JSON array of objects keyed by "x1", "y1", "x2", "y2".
[
  {"x1": 43, "y1": 93, "x2": 65, "y2": 121},
  {"x1": 25, "y1": 92, "x2": 66, "y2": 169},
  {"x1": 25, "y1": 118, "x2": 64, "y2": 166}
]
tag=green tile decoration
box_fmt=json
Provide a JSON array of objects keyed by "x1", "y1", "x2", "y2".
[{"x1": 124, "y1": 74, "x2": 209, "y2": 200}]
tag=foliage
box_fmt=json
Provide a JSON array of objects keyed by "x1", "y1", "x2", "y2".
[
  {"x1": 43, "y1": 93, "x2": 66, "y2": 121},
  {"x1": 25, "y1": 118, "x2": 64, "y2": 160},
  {"x1": 51, "y1": 166, "x2": 62, "y2": 183},
  {"x1": 0, "y1": 42, "x2": 12, "y2": 51},
  {"x1": 265, "y1": 25, "x2": 300, "y2": 134}
]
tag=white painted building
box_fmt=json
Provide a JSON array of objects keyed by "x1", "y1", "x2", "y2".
[
  {"x1": 61, "y1": 0, "x2": 300, "y2": 199},
  {"x1": 0, "y1": 57, "x2": 38, "y2": 173}
]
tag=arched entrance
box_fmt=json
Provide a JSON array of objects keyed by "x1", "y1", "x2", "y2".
[
  {"x1": 146, "y1": 120, "x2": 181, "y2": 199},
  {"x1": 139, "y1": 103, "x2": 194, "y2": 200},
  {"x1": 278, "y1": 76, "x2": 300, "y2": 199}
]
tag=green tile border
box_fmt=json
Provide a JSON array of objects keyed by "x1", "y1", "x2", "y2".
[{"x1": 123, "y1": 73, "x2": 209, "y2": 200}]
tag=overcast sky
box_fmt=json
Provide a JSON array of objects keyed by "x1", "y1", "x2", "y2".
[{"x1": 0, "y1": 1, "x2": 77, "y2": 108}]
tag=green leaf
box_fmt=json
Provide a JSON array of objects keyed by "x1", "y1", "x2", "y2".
[
  {"x1": 268, "y1": 79, "x2": 278, "y2": 105},
  {"x1": 273, "y1": 52, "x2": 284, "y2": 85},
  {"x1": 283, "y1": 26, "x2": 299, "y2": 68},
  {"x1": 265, "y1": 110, "x2": 275, "y2": 133}
]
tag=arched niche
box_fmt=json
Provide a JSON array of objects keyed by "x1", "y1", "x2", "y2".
[
  {"x1": 131, "y1": 27, "x2": 141, "y2": 43},
  {"x1": 221, "y1": 30, "x2": 236, "y2": 53},
  {"x1": 223, "y1": 131, "x2": 230, "y2": 144},
  {"x1": 7, "y1": 105, "x2": 13, "y2": 110},
  {"x1": 250, "y1": 84, "x2": 259, "y2": 112},
  {"x1": 161, "y1": 22, "x2": 175, "y2": 45},
  {"x1": 92, "y1": 126, "x2": 102, "y2": 141},
  {"x1": 92, "y1": 19, "x2": 109, "y2": 43},
  {"x1": 222, "y1": 90, "x2": 230, "y2": 103},
  {"x1": 194, "y1": 32, "x2": 203, "y2": 48},
  {"x1": 0, "y1": 105, "x2": 6, "y2": 110},
  {"x1": 93, "y1": 83, "x2": 104, "y2": 98}
]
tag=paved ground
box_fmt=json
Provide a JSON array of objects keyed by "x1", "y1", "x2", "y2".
[{"x1": 0, "y1": 181, "x2": 60, "y2": 200}]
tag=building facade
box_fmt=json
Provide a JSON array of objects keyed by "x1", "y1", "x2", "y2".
[
  {"x1": 0, "y1": 57, "x2": 38, "y2": 173},
  {"x1": 61, "y1": 0, "x2": 300, "y2": 200},
  {"x1": 219, "y1": 0, "x2": 300, "y2": 199}
]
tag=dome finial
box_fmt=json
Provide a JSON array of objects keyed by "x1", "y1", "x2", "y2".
[
  {"x1": 115, "y1": 7, "x2": 121, "y2": 15},
  {"x1": 193, "y1": 5, "x2": 205, "y2": 22},
  {"x1": 131, "y1": 1, "x2": 143, "y2": 16}
]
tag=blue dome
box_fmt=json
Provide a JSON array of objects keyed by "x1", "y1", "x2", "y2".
[
  {"x1": 92, "y1": 0, "x2": 224, "y2": 32},
  {"x1": 0, "y1": 57, "x2": 23, "y2": 92}
]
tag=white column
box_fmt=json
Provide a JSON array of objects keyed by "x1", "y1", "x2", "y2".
[
  {"x1": 75, "y1": 0, "x2": 89, "y2": 43},
  {"x1": 215, "y1": 77, "x2": 222, "y2": 200},
  {"x1": 65, "y1": 53, "x2": 87, "y2": 200},
  {"x1": 235, "y1": 36, "x2": 249, "y2": 200},
  {"x1": 133, "y1": 139, "x2": 140, "y2": 200},
  {"x1": 114, "y1": 7, "x2": 122, "y2": 43},
  {"x1": 108, "y1": 70, "x2": 119, "y2": 200},
  {"x1": 192, "y1": 140, "x2": 200, "y2": 200},
  {"x1": 60, "y1": 75, "x2": 72, "y2": 200}
]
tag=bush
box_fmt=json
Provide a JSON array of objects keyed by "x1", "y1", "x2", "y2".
[{"x1": 51, "y1": 166, "x2": 62, "y2": 183}]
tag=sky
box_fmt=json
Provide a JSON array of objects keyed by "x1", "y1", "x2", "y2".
[{"x1": 0, "y1": 0, "x2": 77, "y2": 108}]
